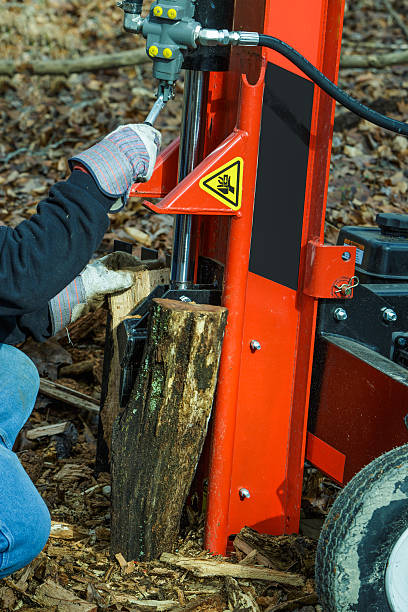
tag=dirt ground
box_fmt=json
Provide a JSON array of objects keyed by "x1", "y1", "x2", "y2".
[{"x1": 0, "y1": 0, "x2": 407, "y2": 609}]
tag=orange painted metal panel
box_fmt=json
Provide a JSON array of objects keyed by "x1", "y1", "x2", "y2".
[
  {"x1": 227, "y1": 273, "x2": 300, "y2": 535},
  {"x1": 306, "y1": 432, "x2": 345, "y2": 484},
  {"x1": 263, "y1": 0, "x2": 329, "y2": 80},
  {"x1": 129, "y1": 138, "x2": 179, "y2": 199}
]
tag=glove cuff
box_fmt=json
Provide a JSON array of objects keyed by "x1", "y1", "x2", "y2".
[
  {"x1": 69, "y1": 138, "x2": 133, "y2": 199},
  {"x1": 49, "y1": 276, "x2": 86, "y2": 335}
]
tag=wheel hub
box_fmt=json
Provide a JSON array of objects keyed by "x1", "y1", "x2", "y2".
[{"x1": 385, "y1": 527, "x2": 408, "y2": 611}]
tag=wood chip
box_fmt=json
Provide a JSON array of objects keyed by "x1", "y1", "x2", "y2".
[
  {"x1": 35, "y1": 579, "x2": 97, "y2": 611},
  {"x1": 114, "y1": 552, "x2": 128, "y2": 569},
  {"x1": 50, "y1": 521, "x2": 74, "y2": 539},
  {"x1": 238, "y1": 549, "x2": 259, "y2": 566},
  {"x1": 225, "y1": 576, "x2": 260, "y2": 612},
  {"x1": 160, "y1": 554, "x2": 304, "y2": 587},
  {"x1": 26, "y1": 421, "x2": 70, "y2": 440},
  {"x1": 264, "y1": 592, "x2": 318, "y2": 612},
  {"x1": 113, "y1": 594, "x2": 179, "y2": 609}
]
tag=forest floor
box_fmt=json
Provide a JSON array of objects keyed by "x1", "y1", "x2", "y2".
[{"x1": 0, "y1": 0, "x2": 407, "y2": 610}]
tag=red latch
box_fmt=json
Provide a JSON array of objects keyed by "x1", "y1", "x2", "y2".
[{"x1": 303, "y1": 240, "x2": 357, "y2": 299}]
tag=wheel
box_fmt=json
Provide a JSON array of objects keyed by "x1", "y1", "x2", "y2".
[{"x1": 315, "y1": 444, "x2": 408, "y2": 612}]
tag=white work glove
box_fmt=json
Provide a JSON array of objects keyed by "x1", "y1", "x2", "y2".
[
  {"x1": 49, "y1": 252, "x2": 141, "y2": 335},
  {"x1": 69, "y1": 124, "x2": 161, "y2": 212}
]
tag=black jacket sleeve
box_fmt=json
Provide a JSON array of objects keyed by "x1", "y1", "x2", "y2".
[{"x1": 0, "y1": 170, "x2": 115, "y2": 345}]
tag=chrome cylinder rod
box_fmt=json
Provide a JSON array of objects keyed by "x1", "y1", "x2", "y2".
[
  {"x1": 170, "y1": 70, "x2": 209, "y2": 289},
  {"x1": 144, "y1": 94, "x2": 166, "y2": 126}
]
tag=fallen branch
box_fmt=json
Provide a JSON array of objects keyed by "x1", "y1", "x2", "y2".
[
  {"x1": 0, "y1": 48, "x2": 149, "y2": 77},
  {"x1": 39, "y1": 378, "x2": 99, "y2": 414},
  {"x1": 340, "y1": 49, "x2": 408, "y2": 68},
  {"x1": 1, "y1": 47, "x2": 408, "y2": 77},
  {"x1": 160, "y1": 554, "x2": 304, "y2": 587},
  {"x1": 382, "y1": 0, "x2": 408, "y2": 42}
]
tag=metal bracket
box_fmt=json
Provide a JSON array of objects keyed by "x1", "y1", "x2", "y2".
[{"x1": 303, "y1": 240, "x2": 357, "y2": 299}]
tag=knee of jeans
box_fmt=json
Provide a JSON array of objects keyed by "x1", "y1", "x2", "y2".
[
  {"x1": 0, "y1": 497, "x2": 51, "y2": 577},
  {"x1": 9, "y1": 345, "x2": 39, "y2": 399}
]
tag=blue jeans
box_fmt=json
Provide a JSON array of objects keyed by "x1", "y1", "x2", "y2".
[{"x1": 0, "y1": 344, "x2": 50, "y2": 578}]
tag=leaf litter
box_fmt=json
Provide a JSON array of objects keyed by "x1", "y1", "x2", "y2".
[{"x1": 0, "y1": 0, "x2": 407, "y2": 610}]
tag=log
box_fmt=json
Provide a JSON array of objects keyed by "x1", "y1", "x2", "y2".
[
  {"x1": 160, "y1": 554, "x2": 304, "y2": 587},
  {"x1": 111, "y1": 298, "x2": 228, "y2": 561},
  {"x1": 225, "y1": 576, "x2": 260, "y2": 612},
  {"x1": 96, "y1": 262, "x2": 169, "y2": 470},
  {"x1": 0, "y1": 48, "x2": 149, "y2": 77}
]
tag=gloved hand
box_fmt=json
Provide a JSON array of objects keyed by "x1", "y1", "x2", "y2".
[
  {"x1": 69, "y1": 124, "x2": 161, "y2": 212},
  {"x1": 49, "y1": 252, "x2": 141, "y2": 335}
]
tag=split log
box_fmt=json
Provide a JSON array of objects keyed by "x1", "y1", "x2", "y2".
[
  {"x1": 111, "y1": 299, "x2": 228, "y2": 561},
  {"x1": 225, "y1": 577, "x2": 261, "y2": 612},
  {"x1": 0, "y1": 48, "x2": 149, "y2": 77},
  {"x1": 96, "y1": 262, "x2": 169, "y2": 470},
  {"x1": 160, "y1": 554, "x2": 304, "y2": 587}
]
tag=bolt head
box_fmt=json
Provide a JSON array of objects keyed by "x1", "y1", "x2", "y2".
[
  {"x1": 239, "y1": 488, "x2": 250, "y2": 500},
  {"x1": 333, "y1": 307, "x2": 348, "y2": 321},
  {"x1": 250, "y1": 339, "x2": 261, "y2": 351},
  {"x1": 397, "y1": 337, "x2": 407, "y2": 347},
  {"x1": 382, "y1": 308, "x2": 397, "y2": 322},
  {"x1": 342, "y1": 251, "x2": 351, "y2": 261}
]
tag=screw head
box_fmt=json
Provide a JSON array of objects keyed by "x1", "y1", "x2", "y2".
[
  {"x1": 239, "y1": 488, "x2": 250, "y2": 500},
  {"x1": 397, "y1": 337, "x2": 407, "y2": 347},
  {"x1": 382, "y1": 308, "x2": 397, "y2": 322},
  {"x1": 250, "y1": 339, "x2": 261, "y2": 351},
  {"x1": 333, "y1": 307, "x2": 348, "y2": 321},
  {"x1": 342, "y1": 251, "x2": 351, "y2": 261}
]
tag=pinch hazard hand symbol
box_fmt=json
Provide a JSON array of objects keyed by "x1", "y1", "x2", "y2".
[{"x1": 199, "y1": 157, "x2": 243, "y2": 211}]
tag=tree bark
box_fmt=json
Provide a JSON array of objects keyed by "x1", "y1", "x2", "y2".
[
  {"x1": 111, "y1": 298, "x2": 228, "y2": 561},
  {"x1": 96, "y1": 262, "x2": 169, "y2": 471}
]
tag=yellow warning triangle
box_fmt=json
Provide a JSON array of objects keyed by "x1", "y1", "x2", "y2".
[{"x1": 199, "y1": 157, "x2": 243, "y2": 211}]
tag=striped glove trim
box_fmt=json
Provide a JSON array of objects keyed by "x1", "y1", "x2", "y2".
[
  {"x1": 68, "y1": 125, "x2": 160, "y2": 208},
  {"x1": 49, "y1": 276, "x2": 86, "y2": 335}
]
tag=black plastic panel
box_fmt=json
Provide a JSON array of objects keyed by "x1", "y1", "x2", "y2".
[{"x1": 249, "y1": 62, "x2": 314, "y2": 290}]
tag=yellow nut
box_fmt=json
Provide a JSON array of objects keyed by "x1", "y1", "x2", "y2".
[
  {"x1": 163, "y1": 47, "x2": 173, "y2": 59},
  {"x1": 148, "y1": 45, "x2": 159, "y2": 57},
  {"x1": 153, "y1": 5, "x2": 163, "y2": 16},
  {"x1": 167, "y1": 8, "x2": 177, "y2": 19}
]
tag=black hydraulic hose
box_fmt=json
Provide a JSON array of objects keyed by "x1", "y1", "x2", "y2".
[{"x1": 257, "y1": 34, "x2": 408, "y2": 136}]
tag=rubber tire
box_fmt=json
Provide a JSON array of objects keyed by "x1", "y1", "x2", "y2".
[{"x1": 315, "y1": 444, "x2": 408, "y2": 612}]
